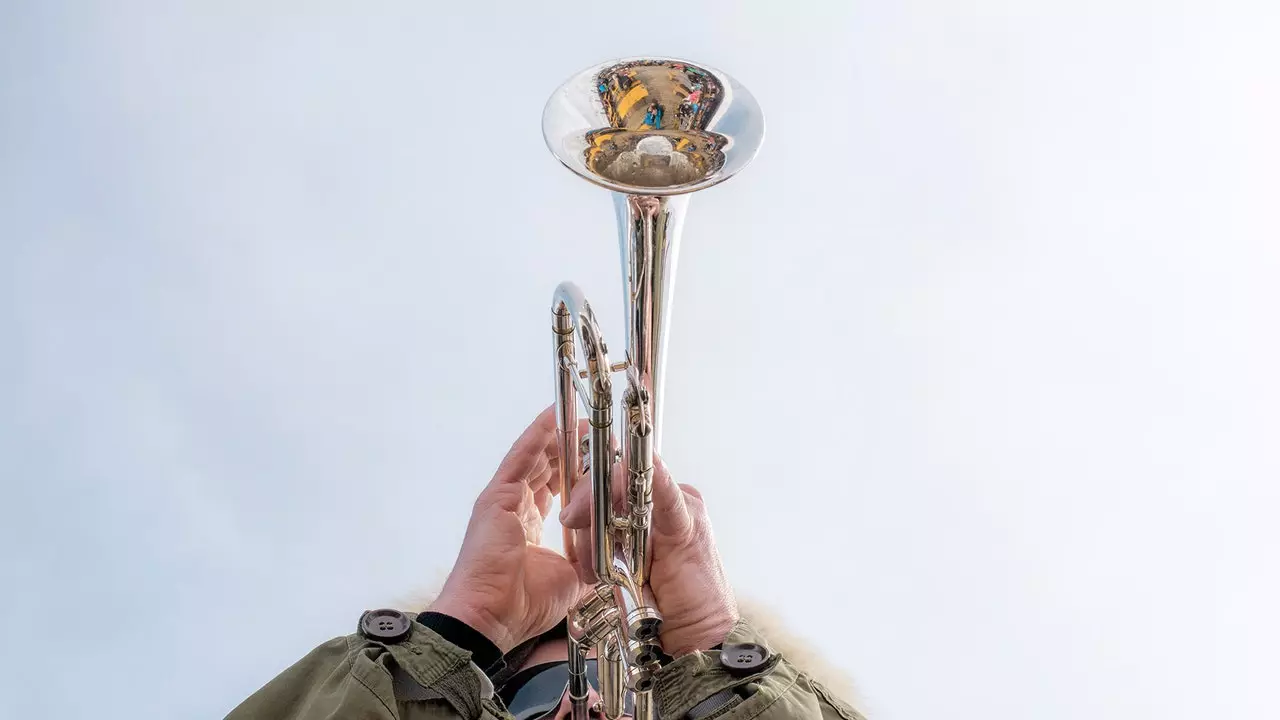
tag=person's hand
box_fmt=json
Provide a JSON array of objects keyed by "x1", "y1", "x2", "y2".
[
  {"x1": 560, "y1": 454, "x2": 739, "y2": 657},
  {"x1": 428, "y1": 406, "x2": 585, "y2": 653}
]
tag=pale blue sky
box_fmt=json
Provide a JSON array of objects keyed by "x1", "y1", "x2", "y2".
[{"x1": 2, "y1": 2, "x2": 1277, "y2": 719}]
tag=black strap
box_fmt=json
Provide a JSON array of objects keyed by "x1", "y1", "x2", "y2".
[
  {"x1": 392, "y1": 666, "x2": 444, "y2": 702},
  {"x1": 417, "y1": 611, "x2": 505, "y2": 676}
]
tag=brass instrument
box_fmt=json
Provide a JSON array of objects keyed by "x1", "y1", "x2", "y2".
[{"x1": 541, "y1": 57, "x2": 763, "y2": 720}]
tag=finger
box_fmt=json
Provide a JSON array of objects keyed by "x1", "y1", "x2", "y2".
[
  {"x1": 534, "y1": 485, "x2": 554, "y2": 521},
  {"x1": 488, "y1": 479, "x2": 542, "y2": 534},
  {"x1": 559, "y1": 520, "x2": 595, "y2": 585},
  {"x1": 571, "y1": 524, "x2": 596, "y2": 585},
  {"x1": 559, "y1": 465, "x2": 592, "y2": 529},
  {"x1": 558, "y1": 454, "x2": 626, "y2": 528},
  {"x1": 559, "y1": 465, "x2": 604, "y2": 584},
  {"x1": 549, "y1": 418, "x2": 592, "y2": 497},
  {"x1": 492, "y1": 406, "x2": 558, "y2": 488},
  {"x1": 492, "y1": 406, "x2": 558, "y2": 480},
  {"x1": 651, "y1": 454, "x2": 693, "y2": 538},
  {"x1": 514, "y1": 482, "x2": 550, "y2": 544},
  {"x1": 557, "y1": 422, "x2": 603, "y2": 528},
  {"x1": 531, "y1": 415, "x2": 591, "y2": 499},
  {"x1": 475, "y1": 483, "x2": 544, "y2": 548},
  {"x1": 490, "y1": 449, "x2": 554, "y2": 503},
  {"x1": 678, "y1": 483, "x2": 704, "y2": 502},
  {"x1": 524, "y1": 510, "x2": 543, "y2": 545},
  {"x1": 557, "y1": 431, "x2": 624, "y2": 582}
]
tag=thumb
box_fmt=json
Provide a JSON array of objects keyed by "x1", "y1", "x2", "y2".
[
  {"x1": 650, "y1": 454, "x2": 693, "y2": 538},
  {"x1": 526, "y1": 545, "x2": 584, "y2": 620}
]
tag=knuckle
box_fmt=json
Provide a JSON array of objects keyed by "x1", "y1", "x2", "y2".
[{"x1": 678, "y1": 483, "x2": 704, "y2": 500}]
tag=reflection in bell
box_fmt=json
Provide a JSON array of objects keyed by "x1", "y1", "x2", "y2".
[
  {"x1": 543, "y1": 56, "x2": 763, "y2": 196},
  {"x1": 602, "y1": 136, "x2": 701, "y2": 187}
]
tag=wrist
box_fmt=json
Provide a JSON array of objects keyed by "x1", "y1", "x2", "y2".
[
  {"x1": 426, "y1": 596, "x2": 513, "y2": 653},
  {"x1": 663, "y1": 613, "x2": 738, "y2": 657},
  {"x1": 417, "y1": 611, "x2": 505, "y2": 674}
]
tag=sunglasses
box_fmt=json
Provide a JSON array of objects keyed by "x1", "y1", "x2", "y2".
[{"x1": 501, "y1": 659, "x2": 636, "y2": 720}]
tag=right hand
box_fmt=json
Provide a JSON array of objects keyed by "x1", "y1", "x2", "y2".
[{"x1": 560, "y1": 455, "x2": 739, "y2": 657}]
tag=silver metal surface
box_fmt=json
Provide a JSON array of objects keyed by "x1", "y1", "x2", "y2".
[
  {"x1": 598, "y1": 637, "x2": 625, "y2": 720},
  {"x1": 566, "y1": 637, "x2": 591, "y2": 720},
  {"x1": 615, "y1": 193, "x2": 686, "y2": 448},
  {"x1": 544, "y1": 56, "x2": 763, "y2": 720}
]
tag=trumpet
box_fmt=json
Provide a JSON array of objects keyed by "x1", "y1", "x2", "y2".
[{"x1": 541, "y1": 57, "x2": 763, "y2": 720}]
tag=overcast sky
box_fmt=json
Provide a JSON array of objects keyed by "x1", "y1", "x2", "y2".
[{"x1": 2, "y1": 2, "x2": 1277, "y2": 719}]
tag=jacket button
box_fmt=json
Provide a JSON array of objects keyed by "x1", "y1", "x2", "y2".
[
  {"x1": 719, "y1": 643, "x2": 769, "y2": 674},
  {"x1": 360, "y1": 609, "x2": 413, "y2": 643}
]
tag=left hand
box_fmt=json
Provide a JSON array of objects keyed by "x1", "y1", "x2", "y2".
[{"x1": 428, "y1": 406, "x2": 584, "y2": 653}]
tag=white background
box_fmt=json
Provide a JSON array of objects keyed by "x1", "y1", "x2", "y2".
[{"x1": 2, "y1": 2, "x2": 1277, "y2": 719}]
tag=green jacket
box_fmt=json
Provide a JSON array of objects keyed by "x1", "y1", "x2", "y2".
[{"x1": 227, "y1": 614, "x2": 865, "y2": 720}]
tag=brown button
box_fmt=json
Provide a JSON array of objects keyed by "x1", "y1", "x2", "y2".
[
  {"x1": 360, "y1": 609, "x2": 412, "y2": 643},
  {"x1": 719, "y1": 643, "x2": 769, "y2": 673}
]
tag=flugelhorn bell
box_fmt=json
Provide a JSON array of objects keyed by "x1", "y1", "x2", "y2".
[
  {"x1": 543, "y1": 57, "x2": 765, "y2": 196},
  {"x1": 542, "y1": 57, "x2": 763, "y2": 720}
]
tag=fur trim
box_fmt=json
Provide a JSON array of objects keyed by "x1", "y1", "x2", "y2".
[{"x1": 736, "y1": 597, "x2": 859, "y2": 705}]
